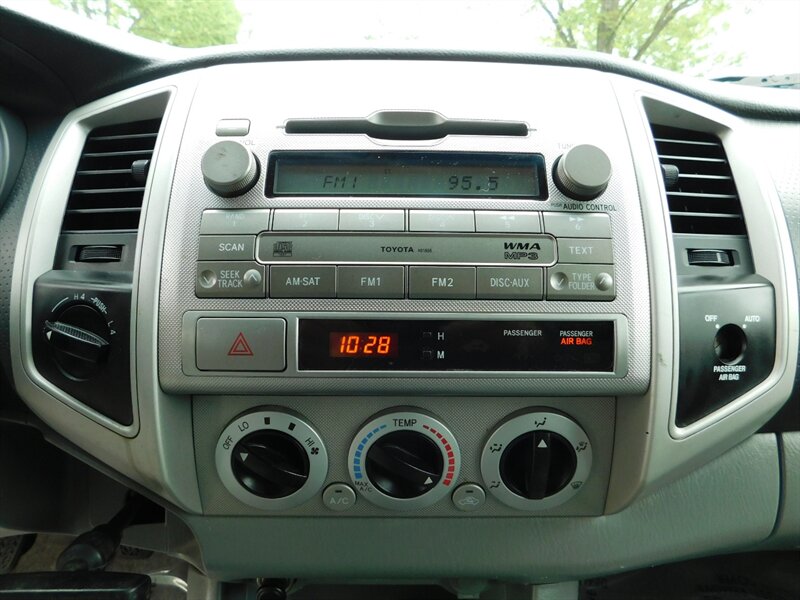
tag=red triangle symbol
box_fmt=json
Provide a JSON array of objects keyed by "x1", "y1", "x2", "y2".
[{"x1": 227, "y1": 332, "x2": 254, "y2": 357}]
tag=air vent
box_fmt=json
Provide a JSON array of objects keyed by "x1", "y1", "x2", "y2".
[
  {"x1": 651, "y1": 125, "x2": 746, "y2": 235},
  {"x1": 61, "y1": 118, "x2": 162, "y2": 232}
]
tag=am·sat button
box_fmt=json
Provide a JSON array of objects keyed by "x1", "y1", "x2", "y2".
[
  {"x1": 270, "y1": 266, "x2": 336, "y2": 298},
  {"x1": 196, "y1": 318, "x2": 286, "y2": 371}
]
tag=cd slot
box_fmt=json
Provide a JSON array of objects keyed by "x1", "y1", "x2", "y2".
[{"x1": 284, "y1": 110, "x2": 528, "y2": 140}]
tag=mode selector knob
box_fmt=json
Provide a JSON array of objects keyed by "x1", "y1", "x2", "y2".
[
  {"x1": 499, "y1": 430, "x2": 576, "y2": 500},
  {"x1": 201, "y1": 140, "x2": 259, "y2": 197},
  {"x1": 553, "y1": 144, "x2": 612, "y2": 200},
  {"x1": 481, "y1": 411, "x2": 592, "y2": 511}
]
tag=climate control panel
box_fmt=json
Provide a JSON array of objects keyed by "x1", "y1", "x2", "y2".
[{"x1": 212, "y1": 404, "x2": 600, "y2": 515}]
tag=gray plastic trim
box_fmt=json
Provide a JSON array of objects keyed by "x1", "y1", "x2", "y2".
[
  {"x1": 10, "y1": 72, "x2": 205, "y2": 512},
  {"x1": 601, "y1": 77, "x2": 798, "y2": 511},
  {"x1": 0, "y1": 106, "x2": 26, "y2": 209},
  {"x1": 183, "y1": 433, "x2": 779, "y2": 581}
]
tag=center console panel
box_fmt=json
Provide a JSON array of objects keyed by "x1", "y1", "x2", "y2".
[{"x1": 155, "y1": 63, "x2": 651, "y2": 517}]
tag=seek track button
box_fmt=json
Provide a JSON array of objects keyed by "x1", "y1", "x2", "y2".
[{"x1": 195, "y1": 261, "x2": 265, "y2": 298}]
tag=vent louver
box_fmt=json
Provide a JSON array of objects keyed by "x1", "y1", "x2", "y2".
[
  {"x1": 61, "y1": 118, "x2": 162, "y2": 232},
  {"x1": 651, "y1": 125, "x2": 746, "y2": 236}
]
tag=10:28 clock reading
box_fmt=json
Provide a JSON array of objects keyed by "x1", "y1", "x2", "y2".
[{"x1": 329, "y1": 332, "x2": 399, "y2": 358}]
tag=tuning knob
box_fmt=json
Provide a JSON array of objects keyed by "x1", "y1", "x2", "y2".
[
  {"x1": 201, "y1": 140, "x2": 259, "y2": 197},
  {"x1": 553, "y1": 144, "x2": 611, "y2": 200},
  {"x1": 44, "y1": 303, "x2": 111, "y2": 379}
]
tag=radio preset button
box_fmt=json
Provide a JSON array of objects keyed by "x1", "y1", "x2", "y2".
[
  {"x1": 195, "y1": 261, "x2": 266, "y2": 298},
  {"x1": 337, "y1": 266, "x2": 405, "y2": 299},
  {"x1": 409, "y1": 210, "x2": 475, "y2": 232},
  {"x1": 200, "y1": 209, "x2": 270, "y2": 235},
  {"x1": 556, "y1": 238, "x2": 613, "y2": 264},
  {"x1": 272, "y1": 209, "x2": 339, "y2": 231},
  {"x1": 475, "y1": 211, "x2": 541, "y2": 233},
  {"x1": 198, "y1": 235, "x2": 256, "y2": 261},
  {"x1": 196, "y1": 318, "x2": 286, "y2": 371},
  {"x1": 339, "y1": 209, "x2": 404, "y2": 231},
  {"x1": 546, "y1": 264, "x2": 616, "y2": 301},
  {"x1": 543, "y1": 212, "x2": 611, "y2": 238},
  {"x1": 409, "y1": 267, "x2": 476, "y2": 299},
  {"x1": 270, "y1": 265, "x2": 336, "y2": 298},
  {"x1": 477, "y1": 267, "x2": 543, "y2": 300}
]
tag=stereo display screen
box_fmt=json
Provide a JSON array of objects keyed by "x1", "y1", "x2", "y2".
[{"x1": 268, "y1": 151, "x2": 547, "y2": 199}]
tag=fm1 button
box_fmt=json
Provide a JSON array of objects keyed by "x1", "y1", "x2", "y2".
[
  {"x1": 452, "y1": 483, "x2": 486, "y2": 512},
  {"x1": 322, "y1": 483, "x2": 357, "y2": 512}
]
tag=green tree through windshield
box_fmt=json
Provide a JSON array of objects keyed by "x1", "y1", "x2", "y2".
[
  {"x1": 50, "y1": 0, "x2": 241, "y2": 47},
  {"x1": 533, "y1": 0, "x2": 736, "y2": 71}
]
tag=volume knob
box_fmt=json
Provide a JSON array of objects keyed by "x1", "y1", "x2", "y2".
[
  {"x1": 201, "y1": 140, "x2": 259, "y2": 197},
  {"x1": 553, "y1": 144, "x2": 611, "y2": 200}
]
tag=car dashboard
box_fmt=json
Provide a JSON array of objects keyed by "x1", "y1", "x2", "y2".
[{"x1": 0, "y1": 8, "x2": 798, "y2": 598}]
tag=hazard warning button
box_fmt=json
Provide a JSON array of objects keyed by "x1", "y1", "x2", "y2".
[{"x1": 196, "y1": 318, "x2": 286, "y2": 371}]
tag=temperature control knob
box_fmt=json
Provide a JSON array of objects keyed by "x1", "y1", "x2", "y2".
[
  {"x1": 216, "y1": 410, "x2": 327, "y2": 510},
  {"x1": 553, "y1": 144, "x2": 611, "y2": 200},
  {"x1": 201, "y1": 140, "x2": 259, "y2": 197},
  {"x1": 349, "y1": 410, "x2": 460, "y2": 511},
  {"x1": 365, "y1": 431, "x2": 444, "y2": 499},
  {"x1": 482, "y1": 411, "x2": 592, "y2": 511}
]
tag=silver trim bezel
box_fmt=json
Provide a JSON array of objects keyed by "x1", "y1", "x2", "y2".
[
  {"x1": 179, "y1": 311, "x2": 630, "y2": 380},
  {"x1": 347, "y1": 409, "x2": 461, "y2": 511},
  {"x1": 481, "y1": 411, "x2": 593, "y2": 511}
]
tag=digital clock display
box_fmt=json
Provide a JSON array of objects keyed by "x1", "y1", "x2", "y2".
[
  {"x1": 268, "y1": 151, "x2": 547, "y2": 199},
  {"x1": 329, "y1": 332, "x2": 399, "y2": 358}
]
